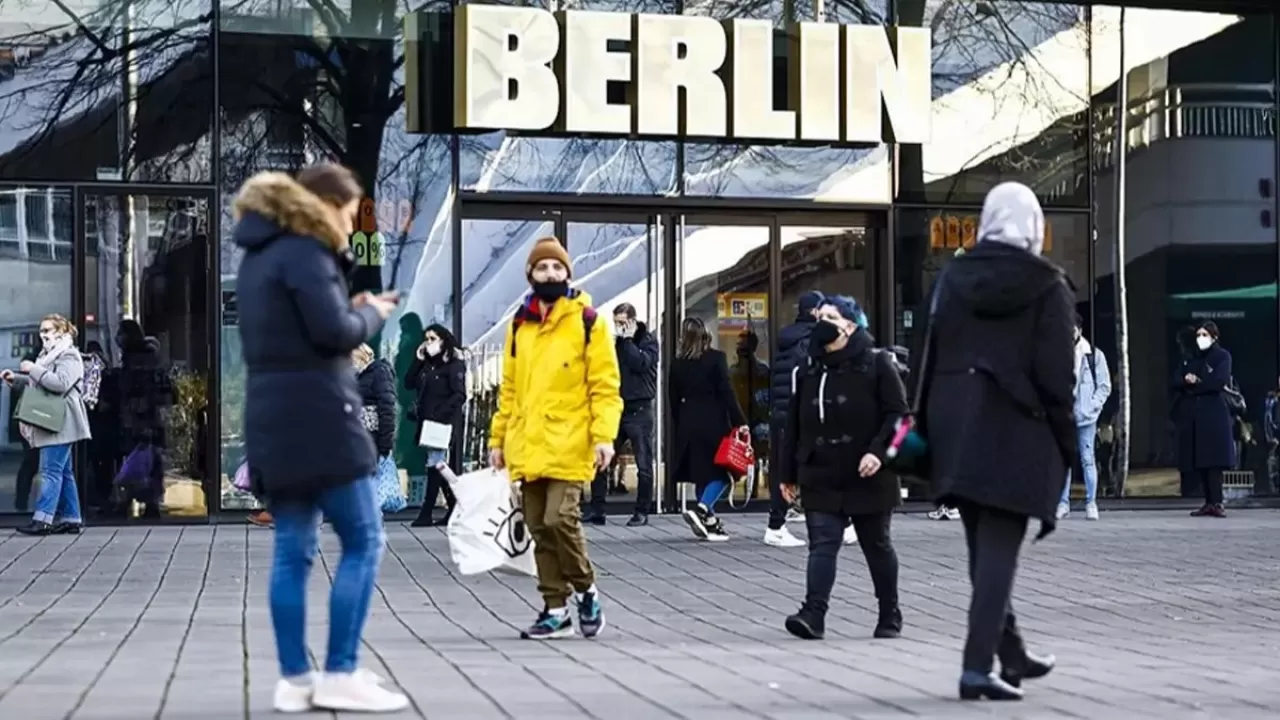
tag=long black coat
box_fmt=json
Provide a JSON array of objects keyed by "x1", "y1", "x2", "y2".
[
  {"x1": 406, "y1": 352, "x2": 467, "y2": 436},
  {"x1": 769, "y1": 317, "x2": 817, "y2": 427},
  {"x1": 233, "y1": 172, "x2": 384, "y2": 500},
  {"x1": 914, "y1": 244, "x2": 1077, "y2": 535},
  {"x1": 1172, "y1": 344, "x2": 1236, "y2": 472},
  {"x1": 357, "y1": 359, "x2": 396, "y2": 457},
  {"x1": 780, "y1": 330, "x2": 909, "y2": 515},
  {"x1": 668, "y1": 349, "x2": 747, "y2": 492}
]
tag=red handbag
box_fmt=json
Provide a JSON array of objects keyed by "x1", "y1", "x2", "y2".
[{"x1": 714, "y1": 427, "x2": 755, "y2": 477}]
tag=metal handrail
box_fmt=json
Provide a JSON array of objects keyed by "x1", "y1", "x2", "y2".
[{"x1": 1039, "y1": 83, "x2": 1276, "y2": 201}]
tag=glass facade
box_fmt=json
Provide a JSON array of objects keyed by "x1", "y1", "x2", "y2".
[{"x1": 0, "y1": 0, "x2": 1277, "y2": 519}]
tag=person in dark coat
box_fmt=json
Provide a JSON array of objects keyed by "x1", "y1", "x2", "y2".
[
  {"x1": 110, "y1": 321, "x2": 173, "y2": 518},
  {"x1": 668, "y1": 317, "x2": 747, "y2": 541},
  {"x1": 354, "y1": 344, "x2": 396, "y2": 459},
  {"x1": 1173, "y1": 321, "x2": 1236, "y2": 517},
  {"x1": 763, "y1": 290, "x2": 825, "y2": 546},
  {"x1": 778, "y1": 295, "x2": 909, "y2": 641},
  {"x1": 407, "y1": 324, "x2": 466, "y2": 527},
  {"x1": 233, "y1": 164, "x2": 408, "y2": 712},
  {"x1": 913, "y1": 182, "x2": 1070, "y2": 702},
  {"x1": 586, "y1": 302, "x2": 660, "y2": 527}
]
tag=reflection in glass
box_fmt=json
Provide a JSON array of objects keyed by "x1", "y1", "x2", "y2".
[
  {"x1": 681, "y1": 0, "x2": 891, "y2": 202},
  {"x1": 1091, "y1": 6, "x2": 1278, "y2": 498},
  {"x1": 896, "y1": 0, "x2": 1089, "y2": 206},
  {"x1": 85, "y1": 194, "x2": 211, "y2": 519},
  {"x1": 568, "y1": 220, "x2": 661, "y2": 511},
  {"x1": 0, "y1": 186, "x2": 72, "y2": 514},
  {"x1": 677, "y1": 222, "x2": 769, "y2": 501},
  {"x1": 458, "y1": 218, "x2": 556, "y2": 473},
  {"x1": 217, "y1": 0, "x2": 455, "y2": 509},
  {"x1": 0, "y1": 1, "x2": 213, "y2": 182}
]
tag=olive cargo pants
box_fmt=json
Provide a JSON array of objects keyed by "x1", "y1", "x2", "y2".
[{"x1": 521, "y1": 479, "x2": 596, "y2": 608}]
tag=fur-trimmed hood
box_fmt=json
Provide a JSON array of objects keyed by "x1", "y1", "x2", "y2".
[{"x1": 232, "y1": 171, "x2": 349, "y2": 253}]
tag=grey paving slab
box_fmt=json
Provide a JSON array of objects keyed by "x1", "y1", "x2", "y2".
[{"x1": 0, "y1": 510, "x2": 1278, "y2": 719}]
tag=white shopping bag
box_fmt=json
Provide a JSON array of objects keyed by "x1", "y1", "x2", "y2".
[{"x1": 441, "y1": 466, "x2": 537, "y2": 577}]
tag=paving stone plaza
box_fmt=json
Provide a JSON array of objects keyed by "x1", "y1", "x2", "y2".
[{"x1": 1, "y1": 510, "x2": 1278, "y2": 719}]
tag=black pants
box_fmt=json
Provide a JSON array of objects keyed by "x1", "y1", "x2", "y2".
[
  {"x1": 590, "y1": 402, "x2": 654, "y2": 513},
  {"x1": 767, "y1": 422, "x2": 789, "y2": 530},
  {"x1": 803, "y1": 510, "x2": 898, "y2": 615},
  {"x1": 14, "y1": 441, "x2": 38, "y2": 511},
  {"x1": 958, "y1": 502, "x2": 1031, "y2": 674},
  {"x1": 414, "y1": 466, "x2": 457, "y2": 524},
  {"x1": 1189, "y1": 468, "x2": 1224, "y2": 506}
]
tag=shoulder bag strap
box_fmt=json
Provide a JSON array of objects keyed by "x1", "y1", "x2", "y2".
[{"x1": 909, "y1": 268, "x2": 947, "y2": 415}]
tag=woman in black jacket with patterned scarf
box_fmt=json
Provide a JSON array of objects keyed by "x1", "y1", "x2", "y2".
[{"x1": 354, "y1": 344, "x2": 396, "y2": 459}]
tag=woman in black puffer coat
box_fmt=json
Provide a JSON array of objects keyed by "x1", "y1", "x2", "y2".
[
  {"x1": 353, "y1": 344, "x2": 396, "y2": 460},
  {"x1": 407, "y1": 324, "x2": 466, "y2": 527}
]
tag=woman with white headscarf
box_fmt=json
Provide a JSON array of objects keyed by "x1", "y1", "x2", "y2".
[{"x1": 910, "y1": 182, "x2": 1076, "y2": 701}]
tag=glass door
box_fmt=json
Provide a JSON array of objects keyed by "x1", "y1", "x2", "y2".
[
  {"x1": 79, "y1": 189, "x2": 214, "y2": 521},
  {"x1": 565, "y1": 214, "x2": 664, "y2": 514},
  {"x1": 669, "y1": 214, "x2": 772, "y2": 513}
]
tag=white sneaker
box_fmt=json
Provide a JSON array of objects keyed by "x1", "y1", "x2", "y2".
[
  {"x1": 1055, "y1": 503, "x2": 1070, "y2": 520},
  {"x1": 1085, "y1": 502, "x2": 1099, "y2": 521},
  {"x1": 311, "y1": 671, "x2": 409, "y2": 713},
  {"x1": 763, "y1": 527, "x2": 806, "y2": 548},
  {"x1": 926, "y1": 507, "x2": 960, "y2": 521},
  {"x1": 944, "y1": 507, "x2": 961, "y2": 520},
  {"x1": 273, "y1": 678, "x2": 313, "y2": 713},
  {"x1": 842, "y1": 525, "x2": 858, "y2": 545}
]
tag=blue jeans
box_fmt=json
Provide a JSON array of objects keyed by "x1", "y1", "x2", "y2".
[
  {"x1": 270, "y1": 476, "x2": 385, "y2": 678},
  {"x1": 1062, "y1": 424, "x2": 1098, "y2": 504},
  {"x1": 699, "y1": 478, "x2": 730, "y2": 511},
  {"x1": 33, "y1": 443, "x2": 82, "y2": 525}
]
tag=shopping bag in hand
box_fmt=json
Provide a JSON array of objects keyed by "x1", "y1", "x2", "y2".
[
  {"x1": 714, "y1": 427, "x2": 755, "y2": 477},
  {"x1": 374, "y1": 455, "x2": 407, "y2": 513},
  {"x1": 441, "y1": 466, "x2": 536, "y2": 577}
]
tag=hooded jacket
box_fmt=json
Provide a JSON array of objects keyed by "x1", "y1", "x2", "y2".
[
  {"x1": 357, "y1": 357, "x2": 397, "y2": 457},
  {"x1": 232, "y1": 172, "x2": 385, "y2": 499},
  {"x1": 616, "y1": 321, "x2": 659, "y2": 403},
  {"x1": 489, "y1": 289, "x2": 623, "y2": 483},
  {"x1": 769, "y1": 316, "x2": 818, "y2": 426},
  {"x1": 915, "y1": 196, "x2": 1076, "y2": 536}
]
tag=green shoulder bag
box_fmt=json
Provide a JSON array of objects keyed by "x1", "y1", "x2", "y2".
[{"x1": 14, "y1": 379, "x2": 72, "y2": 434}]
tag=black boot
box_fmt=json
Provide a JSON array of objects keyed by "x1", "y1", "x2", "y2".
[
  {"x1": 784, "y1": 605, "x2": 825, "y2": 640},
  {"x1": 959, "y1": 671, "x2": 1023, "y2": 701},
  {"x1": 625, "y1": 512, "x2": 648, "y2": 527},
  {"x1": 999, "y1": 652, "x2": 1055, "y2": 688},
  {"x1": 15, "y1": 521, "x2": 55, "y2": 536},
  {"x1": 873, "y1": 604, "x2": 903, "y2": 639}
]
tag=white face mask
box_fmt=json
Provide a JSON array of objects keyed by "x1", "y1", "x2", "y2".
[
  {"x1": 425, "y1": 341, "x2": 442, "y2": 357},
  {"x1": 1196, "y1": 336, "x2": 1213, "y2": 351}
]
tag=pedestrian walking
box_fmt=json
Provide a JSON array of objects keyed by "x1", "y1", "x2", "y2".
[
  {"x1": 585, "y1": 302, "x2": 659, "y2": 527},
  {"x1": 914, "y1": 182, "x2": 1068, "y2": 701},
  {"x1": 1058, "y1": 314, "x2": 1111, "y2": 520},
  {"x1": 668, "y1": 317, "x2": 749, "y2": 541},
  {"x1": 764, "y1": 290, "x2": 825, "y2": 548},
  {"x1": 408, "y1": 324, "x2": 465, "y2": 527},
  {"x1": 1174, "y1": 321, "x2": 1237, "y2": 517},
  {"x1": 233, "y1": 164, "x2": 407, "y2": 712},
  {"x1": 487, "y1": 236, "x2": 622, "y2": 640},
  {"x1": 779, "y1": 296, "x2": 908, "y2": 641},
  {"x1": 5, "y1": 314, "x2": 91, "y2": 536}
]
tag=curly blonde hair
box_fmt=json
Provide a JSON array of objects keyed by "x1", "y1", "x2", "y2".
[{"x1": 40, "y1": 313, "x2": 77, "y2": 339}]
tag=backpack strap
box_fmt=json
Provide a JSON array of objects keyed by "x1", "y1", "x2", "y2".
[
  {"x1": 510, "y1": 306, "x2": 596, "y2": 358},
  {"x1": 1086, "y1": 351, "x2": 1097, "y2": 386}
]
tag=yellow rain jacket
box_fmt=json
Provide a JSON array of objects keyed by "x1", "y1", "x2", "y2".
[{"x1": 489, "y1": 289, "x2": 622, "y2": 483}]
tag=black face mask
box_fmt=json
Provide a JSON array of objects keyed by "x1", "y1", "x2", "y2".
[
  {"x1": 531, "y1": 280, "x2": 569, "y2": 302},
  {"x1": 809, "y1": 321, "x2": 841, "y2": 352}
]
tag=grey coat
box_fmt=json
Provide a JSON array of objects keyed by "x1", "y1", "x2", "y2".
[{"x1": 22, "y1": 343, "x2": 92, "y2": 448}]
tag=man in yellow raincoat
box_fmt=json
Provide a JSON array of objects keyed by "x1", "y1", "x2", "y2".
[{"x1": 488, "y1": 236, "x2": 622, "y2": 640}]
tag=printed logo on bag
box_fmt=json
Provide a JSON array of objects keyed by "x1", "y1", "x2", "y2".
[{"x1": 483, "y1": 496, "x2": 531, "y2": 559}]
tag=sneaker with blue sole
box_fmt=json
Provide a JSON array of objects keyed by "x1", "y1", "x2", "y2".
[
  {"x1": 577, "y1": 590, "x2": 605, "y2": 639},
  {"x1": 520, "y1": 609, "x2": 575, "y2": 640}
]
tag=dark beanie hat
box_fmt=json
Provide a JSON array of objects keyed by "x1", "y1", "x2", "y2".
[
  {"x1": 798, "y1": 291, "x2": 825, "y2": 314},
  {"x1": 527, "y1": 237, "x2": 572, "y2": 279}
]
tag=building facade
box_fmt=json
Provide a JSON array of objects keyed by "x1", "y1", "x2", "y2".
[{"x1": 0, "y1": 0, "x2": 1276, "y2": 522}]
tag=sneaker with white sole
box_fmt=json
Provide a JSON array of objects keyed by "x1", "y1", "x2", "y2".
[
  {"x1": 1085, "y1": 502, "x2": 1099, "y2": 521},
  {"x1": 311, "y1": 671, "x2": 409, "y2": 713},
  {"x1": 1055, "y1": 503, "x2": 1070, "y2": 520},
  {"x1": 785, "y1": 507, "x2": 804, "y2": 523},
  {"x1": 273, "y1": 677, "x2": 313, "y2": 713},
  {"x1": 843, "y1": 524, "x2": 858, "y2": 546},
  {"x1": 763, "y1": 527, "x2": 806, "y2": 548},
  {"x1": 705, "y1": 516, "x2": 730, "y2": 542}
]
